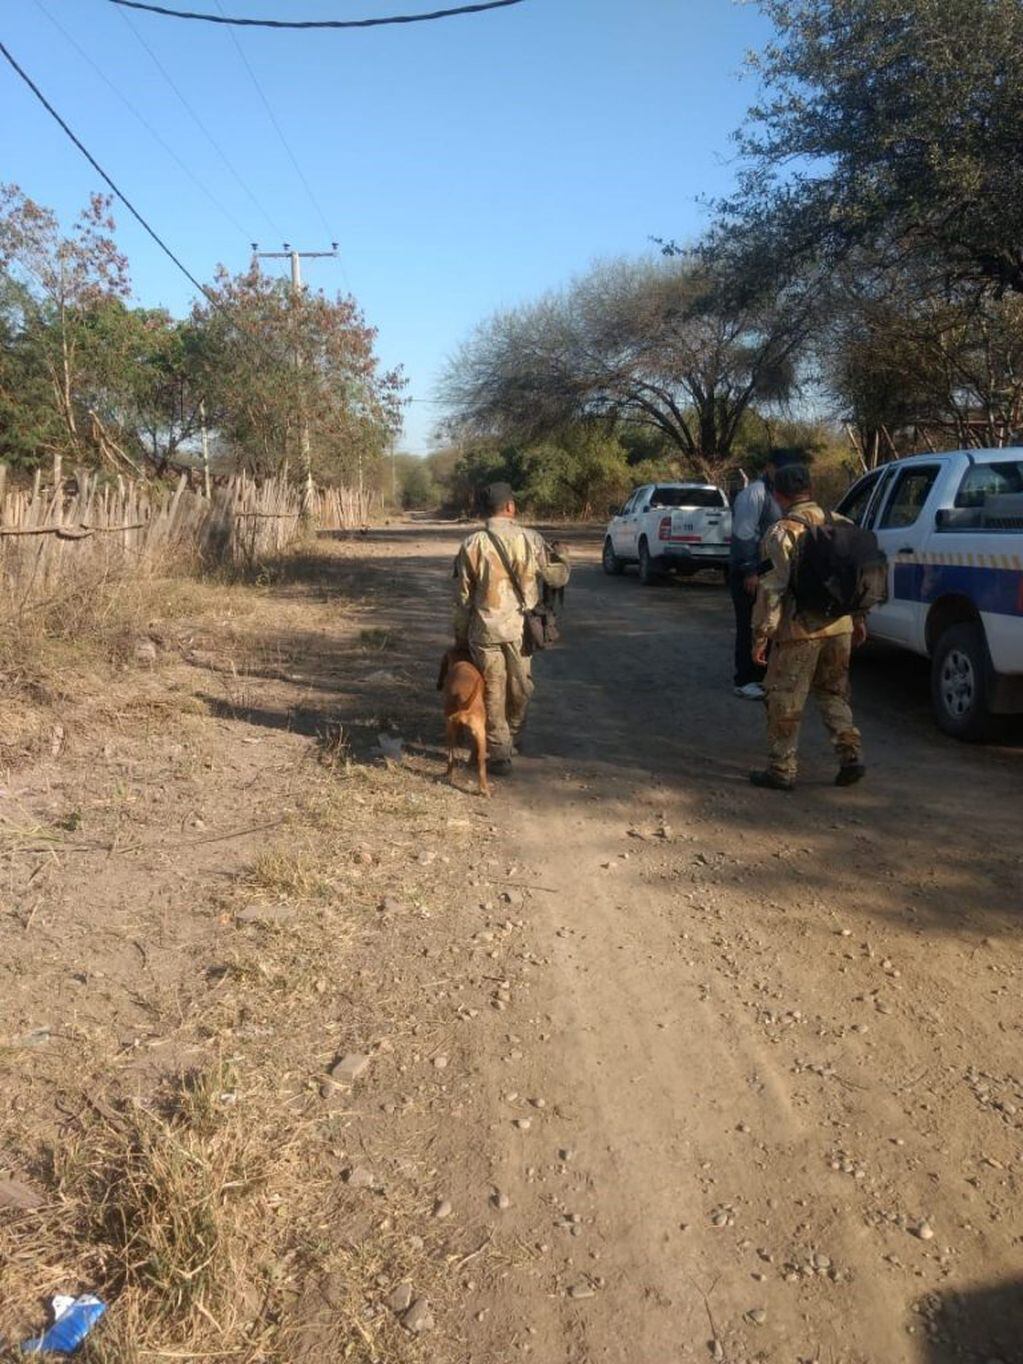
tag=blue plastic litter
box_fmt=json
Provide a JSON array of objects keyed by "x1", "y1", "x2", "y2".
[{"x1": 21, "y1": 1295, "x2": 106, "y2": 1355}]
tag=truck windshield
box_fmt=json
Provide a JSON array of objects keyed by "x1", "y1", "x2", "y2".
[{"x1": 649, "y1": 487, "x2": 725, "y2": 509}]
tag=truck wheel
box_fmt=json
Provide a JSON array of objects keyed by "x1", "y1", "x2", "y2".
[
  {"x1": 602, "y1": 538, "x2": 624, "y2": 576},
  {"x1": 637, "y1": 538, "x2": 660, "y2": 586},
  {"x1": 930, "y1": 622, "x2": 995, "y2": 741}
]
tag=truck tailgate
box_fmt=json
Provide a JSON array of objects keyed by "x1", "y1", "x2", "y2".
[{"x1": 660, "y1": 506, "x2": 731, "y2": 550}]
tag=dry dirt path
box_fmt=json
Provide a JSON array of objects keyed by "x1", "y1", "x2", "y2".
[
  {"x1": 1, "y1": 520, "x2": 1021, "y2": 1364},
  {"x1": 381, "y1": 521, "x2": 1022, "y2": 1364}
]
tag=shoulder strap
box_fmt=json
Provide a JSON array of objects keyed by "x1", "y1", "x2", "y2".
[
  {"x1": 781, "y1": 512, "x2": 812, "y2": 530},
  {"x1": 485, "y1": 529, "x2": 528, "y2": 610}
]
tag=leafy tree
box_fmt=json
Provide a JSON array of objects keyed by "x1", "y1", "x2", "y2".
[
  {"x1": 391, "y1": 453, "x2": 437, "y2": 509},
  {"x1": 440, "y1": 257, "x2": 808, "y2": 477},
  {"x1": 821, "y1": 256, "x2": 1023, "y2": 465},
  {"x1": 191, "y1": 264, "x2": 405, "y2": 484},
  {"x1": 721, "y1": 0, "x2": 1023, "y2": 296},
  {"x1": 0, "y1": 184, "x2": 131, "y2": 463},
  {"x1": 521, "y1": 432, "x2": 631, "y2": 519}
]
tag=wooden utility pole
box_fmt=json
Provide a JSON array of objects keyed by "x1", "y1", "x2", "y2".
[
  {"x1": 253, "y1": 242, "x2": 338, "y2": 515},
  {"x1": 199, "y1": 398, "x2": 212, "y2": 498}
]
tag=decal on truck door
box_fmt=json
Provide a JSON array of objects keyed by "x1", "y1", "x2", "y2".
[{"x1": 894, "y1": 559, "x2": 1023, "y2": 617}]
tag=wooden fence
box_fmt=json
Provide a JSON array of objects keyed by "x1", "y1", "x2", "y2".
[{"x1": 0, "y1": 463, "x2": 373, "y2": 605}]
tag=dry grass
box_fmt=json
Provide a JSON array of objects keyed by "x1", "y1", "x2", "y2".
[
  {"x1": 0, "y1": 530, "x2": 470, "y2": 1364},
  {"x1": 0, "y1": 1063, "x2": 301, "y2": 1363}
]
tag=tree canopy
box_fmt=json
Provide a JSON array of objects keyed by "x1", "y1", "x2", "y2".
[
  {"x1": 440, "y1": 257, "x2": 810, "y2": 478},
  {"x1": 0, "y1": 184, "x2": 404, "y2": 485},
  {"x1": 719, "y1": 0, "x2": 1023, "y2": 296}
]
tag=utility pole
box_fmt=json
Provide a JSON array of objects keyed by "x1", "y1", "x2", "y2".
[
  {"x1": 253, "y1": 241, "x2": 338, "y2": 515},
  {"x1": 199, "y1": 398, "x2": 212, "y2": 499}
]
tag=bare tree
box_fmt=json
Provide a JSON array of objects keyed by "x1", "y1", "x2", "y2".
[{"x1": 440, "y1": 257, "x2": 810, "y2": 478}]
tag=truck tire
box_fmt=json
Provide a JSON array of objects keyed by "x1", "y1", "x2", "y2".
[
  {"x1": 930, "y1": 621, "x2": 995, "y2": 741},
  {"x1": 602, "y1": 538, "x2": 624, "y2": 576},
  {"x1": 637, "y1": 538, "x2": 661, "y2": 586}
]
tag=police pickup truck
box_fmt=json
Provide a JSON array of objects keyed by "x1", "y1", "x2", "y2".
[
  {"x1": 602, "y1": 481, "x2": 732, "y2": 585},
  {"x1": 836, "y1": 449, "x2": 1023, "y2": 739}
]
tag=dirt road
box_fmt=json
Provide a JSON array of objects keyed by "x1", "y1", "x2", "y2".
[
  {"x1": 389, "y1": 521, "x2": 1023, "y2": 1364},
  {"x1": 1, "y1": 520, "x2": 1020, "y2": 1364}
]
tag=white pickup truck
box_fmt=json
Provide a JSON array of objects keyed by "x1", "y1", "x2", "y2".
[
  {"x1": 602, "y1": 481, "x2": 732, "y2": 585},
  {"x1": 836, "y1": 448, "x2": 1023, "y2": 738}
]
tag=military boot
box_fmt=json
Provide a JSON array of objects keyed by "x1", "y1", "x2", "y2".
[{"x1": 749, "y1": 769, "x2": 795, "y2": 792}]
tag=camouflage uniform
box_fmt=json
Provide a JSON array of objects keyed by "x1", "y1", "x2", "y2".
[
  {"x1": 752, "y1": 499, "x2": 862, "y2": 781},
  {"x1": 454, "y1": 519, "x2": 569, "y2": 762}
]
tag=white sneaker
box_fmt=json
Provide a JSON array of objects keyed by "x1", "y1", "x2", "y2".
[{"x1": 734, "y1": 682, "x2": 766, "y2": 700}]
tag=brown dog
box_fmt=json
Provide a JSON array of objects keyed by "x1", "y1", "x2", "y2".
[{"x1": 437, "y1": 647, "x2": 489, "y2": 797}]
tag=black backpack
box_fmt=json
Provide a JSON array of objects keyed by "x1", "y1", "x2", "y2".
[{"x1": 788, "y1": 513, "x2": 889, "y2": 619}]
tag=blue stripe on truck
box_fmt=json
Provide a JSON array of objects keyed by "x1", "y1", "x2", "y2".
[{"x1": 894, "y1": 563, "x2": 1023, "y2": 617}]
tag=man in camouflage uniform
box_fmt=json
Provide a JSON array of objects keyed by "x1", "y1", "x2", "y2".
[
  {"x1": 750, "y1": 463, "x2": 867, "y2": 791},
  {"x1": 454, "y1": 483, "x2": 569, "y2": 776}
]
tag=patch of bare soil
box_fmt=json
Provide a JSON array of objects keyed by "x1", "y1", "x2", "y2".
[
  {"x1": 0, "y1": 527, "x2": 515, "y2": 1362},
  {"x1": 2, "y1": 520, "x2": 1022, "y2": 1364}
]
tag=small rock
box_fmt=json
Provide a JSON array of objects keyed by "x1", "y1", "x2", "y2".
[
  {"x1": 494, "y1": 1191, "x2": 511, "y2": 1210},
  {"x1": 748, "y1": 1307, "x2": 767, "y2": 1325},
  {"x1": 709, "y1": 1340, "x2": 724, "y2": 1360},
  {"x1": 514, "y1": 1118, "x2": 532, "y2": 1132},
  {"x1": 568, "y1": 1284, "x2": 595, "y2": 1300},
  {"x1": 433, "y1": 1198, "x2": 453, "y2": 1219},
  {"x1": 433, "y1": 1055, "x2": 449, "y2": 1070},
  {"x1": 379, "y1": 896, "x2": 404, "y2": 913},
  {"x1": 344, "y1": 1166, "x2": 375, "y2": 1189},
  {"x1": 912, "y1": 1220, "x2": 935, "y2": 1241},
  {"x1": 387, "y1": 1282, "x2": 414, "y2": 1313},
  {"x1": 0, "y1": 1179, "x2": 44, "y2": 1211},
  {"x1": 329, "y1": 1053, "x2": 371, "y2": 1085},
  {"x1": 402, "y1": 1298, "x2": 434, "y2": 1334},
  {"x1": 559, "y1": 1147, "x2": 576, "y2": 1162}
]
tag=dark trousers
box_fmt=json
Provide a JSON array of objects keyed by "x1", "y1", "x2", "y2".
[{"x1": 729, "y1": 568, "x2": 766, "y2": 687}]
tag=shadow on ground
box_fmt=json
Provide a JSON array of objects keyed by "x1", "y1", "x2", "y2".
[{"x1": 918, "y1": 1277, "x2": 1023, "y2": 1363}]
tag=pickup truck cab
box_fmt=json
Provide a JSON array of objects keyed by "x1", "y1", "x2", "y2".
[
  {"x1": 602, "y1": 482, "x2": 732, "y2": 585},
  {"x1": 836, "y1": 449, "x2": 1023, "y2": 738}
]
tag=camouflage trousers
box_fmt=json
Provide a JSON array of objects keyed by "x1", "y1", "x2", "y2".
[
  {"x1": 470, "y1": 640, "x2": 534, "y2": 762},
  {"x1": 764, "y1": 634, "x2": 861, "y2": 780}
]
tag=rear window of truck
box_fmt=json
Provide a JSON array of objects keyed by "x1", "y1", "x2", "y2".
[{"x1": 649, "y1": 487, "x2": 726, "y2": 509}]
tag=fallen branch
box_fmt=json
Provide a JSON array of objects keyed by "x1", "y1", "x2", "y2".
[
  {"x1": 488, "y1": 879, "x2": 559, "y2": 894},
  {"x1": 113, "y1": 816, "x2": 286, "y2": 856},
  {"x1": 0, "y1": 520, "x2": 148, "y2": 538}
]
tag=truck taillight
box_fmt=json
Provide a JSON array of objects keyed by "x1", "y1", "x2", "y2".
[{"x1": 658, "y1": 515, "x2": 671, "y2": 541}]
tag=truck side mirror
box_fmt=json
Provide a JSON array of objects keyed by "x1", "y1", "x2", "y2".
[
  {"x1": 934, "y1": 509, "x2": 950, "y2": 529},
  {"x1": 608, "y1": 503, "x2": 621, "y2": 517}
]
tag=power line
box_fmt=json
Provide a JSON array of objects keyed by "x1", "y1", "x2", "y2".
[
  {"x1": 0, "y1": 39, "x2": 379, "y2": 460},
  {"x1": 115, "y1": 3, "x2": 287, "y2": 241},
  {"x1": 33, "y1": 0, "x2": 253, "y2": 243},
  {"x1": 211, "y1": 0, "x2": 336, "y2": 243},
  {"x1": 109, "y1": 0, "x2": 527, "y2": 29},
  {"x1": 0, "y1": 38, "x2": 212, "y2": 301}
]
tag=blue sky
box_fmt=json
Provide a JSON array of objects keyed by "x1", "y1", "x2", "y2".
[{"x1": 2, "y1": 0, "x2": 774, "y2": 453}]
